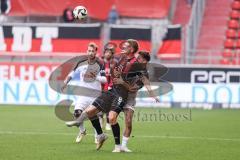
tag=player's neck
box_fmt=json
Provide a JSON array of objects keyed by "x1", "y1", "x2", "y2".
[
  {"x1": 88, "y1": 57, "x2": 96, "y2": 64},
  {"x1": 104, "y1": 58, "x2": 111, "y2": 63}
]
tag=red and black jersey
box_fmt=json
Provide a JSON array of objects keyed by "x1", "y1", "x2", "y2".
[
  {"x1": 102, "y1": 58, "x2": 117, "y2": 91},
  {"x1": 111, "y1": 55, "x2": 138, "y2": 99}
]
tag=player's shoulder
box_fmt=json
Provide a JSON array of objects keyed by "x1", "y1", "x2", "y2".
[
  {"x1": 73, "y1": 55, "x2": 88, "y2": 70},
  {"x1": 96, "y1": 57, "x2": 105, "y2": 68}
]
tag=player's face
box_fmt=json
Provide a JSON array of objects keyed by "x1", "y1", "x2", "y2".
[
  {"x1": 137, "y1": 55, "x2": 148, "y2": 64},
  {"x1": 104, "y1": 50, "x2": 113, "y2": 60},
  {"x1": 120, "y1": 42, "x2": 132, "y2": 55},
  {"x1": 87, "y1": 46, "x2": 96, "y2": 59}
]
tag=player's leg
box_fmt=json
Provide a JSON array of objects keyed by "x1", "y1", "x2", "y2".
[
  {"x1": 94, "y1": 112, "x2": 104, "y2": 143},
  {"x1": 89, "y1": 92, "x2": 115, "y2": 150},
  {"x1": 108, "y1": 110, "x2": 121, "y2": 152},
  {"x1": 73, "y1": 109, "x2": 87, "y2": 143},
  {"x1": 73, "y1": 97, "x2": 91, "y2": 143},
  {"x1": 122, "y1": 107, "x2": 134, "y2": 152},
  {"x1": 121, "y1": 93, "x2": 136, "y2": 152},
  {"x1": 66, "y1": 105, "x2": 100, "y2": 126},
  {"x1": 105, "y1": 112, "x2": 111, "y2": 130}
]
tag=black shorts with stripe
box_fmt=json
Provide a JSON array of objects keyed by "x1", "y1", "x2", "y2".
[{"x1": 92, "y1": 89, "x2": 126, "y2": 114}]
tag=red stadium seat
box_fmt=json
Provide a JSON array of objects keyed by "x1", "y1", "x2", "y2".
[
  {"x1": 224, "y1": 39, "x2": 235, "y2": 49},
  {"x1": 237, "y1": 30, "x2": 240, "y2": 38},
  {"x1": 222, "y1": 49, "x2": 235, "y2": 57},
  {"x1": 232, "y1": 1, "x2": 240, "y2": 10},
  {"x1": 232, "y1": 59, "x2": 238, "y2": 65},
  {"x1": 230, "y1": 10, "x2": 240, "y2": 19},
  {"x1": 228, "y1": 20, "x2": 239, "y2": 29},
  {"x1": 236, "y1": 39, "x2": 240, "y2": 48},
  {"x1": 226, "y1": 29, "x2": 237, "y2": 39},
  {"x1": 220, "y1": 58, "x2": 231, "y2": 65}
]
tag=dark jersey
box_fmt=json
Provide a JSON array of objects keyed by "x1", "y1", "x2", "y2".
[
  {"x1": 92, "y1": 55, "x2": 139, "y2": 113},
  {"x1": 111, "y1": 56, "x2": 138, "y2": 100},
  {"x1": 124, "y1": 63, "x2": 149, "y2": 90}
]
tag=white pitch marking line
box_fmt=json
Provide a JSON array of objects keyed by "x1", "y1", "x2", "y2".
[{"x1": 0, "y1": 131, "x2": 240, "y2": 142}]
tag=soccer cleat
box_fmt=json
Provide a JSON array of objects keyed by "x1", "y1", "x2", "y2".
[
  {"x1": 75, "y1": 130, "x2": 86, "y2": 143},
  {"x1": 105, "y1": 123, "x2": 111, "y2": 131},
  {"x1": 65, "y1": 121, "x2": 80, "y2": 127},
  {"x1": 121, "y1": 146, "x2": 132, "y2": 152},
  {"x1": 96, "y1": 134, "x2": 108, "y2": 150},
  {"x1": 112, "y1": 145, "x2": 122, "y2": 153}
]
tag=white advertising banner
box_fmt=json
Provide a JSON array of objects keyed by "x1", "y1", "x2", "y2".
[{"x1": 1, "y1": 80, "x2": 240, "y2": 106}]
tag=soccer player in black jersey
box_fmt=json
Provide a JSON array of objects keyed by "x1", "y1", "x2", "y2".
[{"x1": 65, "y1": 39, "x2": 139, "y2": 150}]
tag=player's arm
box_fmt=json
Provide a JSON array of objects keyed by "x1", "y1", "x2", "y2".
[
  {"x1": 112, "y1": 76, "x2": 132, "y2": 90},
  {"x1": 141, "y1": 76, "x2": 160, "y2": 102},
  {"x1": 61, "y1": 70, "x2": 74, "y2": 92},
  {"x1": 61, "y1": 66, "x2": 80, "y2": 92}
]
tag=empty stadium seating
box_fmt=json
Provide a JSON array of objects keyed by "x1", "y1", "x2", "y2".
[
  {"x1": 9, "y1": 0, "x2": 170, "y2": 20},
  {"x1": 220, "y1": 0, "x2": 240, "y2": 65}
]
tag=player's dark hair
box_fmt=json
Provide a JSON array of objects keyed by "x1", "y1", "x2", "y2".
[
  {"x1": 138, "y1": 51, "x2": 151, "y2": 62},
  {"x1": 104, "y1": 42, "x2": 117, "y2": 54},
  {"x1": 127, "y1": 39, "x2": 139, "y2": 53}
]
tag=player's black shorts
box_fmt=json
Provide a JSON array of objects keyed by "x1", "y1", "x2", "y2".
[{"x1": 92, "y1": 90, "x2": 126, "y2": 114}]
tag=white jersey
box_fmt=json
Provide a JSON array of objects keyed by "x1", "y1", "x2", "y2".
[{"x1": 68, "y1": 58, "x2": 106, "y2": 110}]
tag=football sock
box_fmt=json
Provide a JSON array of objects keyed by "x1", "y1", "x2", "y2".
[
  {"x1": 90, "y1": 118, "x2": 103, "y2": 135},
  {"x1": 76, "y1": 111, "x2": 88, "y2": 123},
  {"x1": 122, "y1": 136, "x2": 129, "y2": 147},
  {"x1": 79, "y1": 122, "x2": 85, "y2": 133},
  {"x1": 111, "y1": 123, "x2": 120, "y2": 145},
  {"x1": 106, "y1": 113, "x2": 109, "y2": 123}
]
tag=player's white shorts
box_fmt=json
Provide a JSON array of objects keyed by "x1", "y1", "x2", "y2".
[
  {"x1": 74, "y1": 96, "x2": 96, "y2": 111},
  {"x1": 123, "y1": 92, "x2": 137, "y2": 111}
]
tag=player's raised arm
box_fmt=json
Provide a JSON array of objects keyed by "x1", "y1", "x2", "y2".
[
  {"x1": 141, "y1": 75, "x2": 160, "y2": 102},
  {"x1": 61, "y1": 64, "x2": 81, "y2": 92}
]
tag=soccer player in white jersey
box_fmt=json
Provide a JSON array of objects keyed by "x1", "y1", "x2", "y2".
[{"x1": 62, "y1": 42, "x2": 107, "y2": 143}]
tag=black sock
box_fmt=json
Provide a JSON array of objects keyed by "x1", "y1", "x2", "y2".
[
  {"x1": 111, "y1": 123, "x2": 120, "y2": 145},
  {"x1": 106, "y1": 113, "x2": 109, "y2": 123},
  {"x1": 90, "y1": 117, "x2": 103, "y2": 135}
]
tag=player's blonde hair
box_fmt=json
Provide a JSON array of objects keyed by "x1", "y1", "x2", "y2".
[{"x1": 88, "y1": 42, "x2": 98, "y2": 51}]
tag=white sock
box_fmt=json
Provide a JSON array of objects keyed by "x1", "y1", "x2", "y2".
[
  {"x1": 99, "y1": 116, "x2": 103, "y2": 128},
  {"x1": 76, "y1": 111, "x2": 88, "y2": 123},
  {"x1": 79, "y1": 122, "x2": 85, "y2": 133},
  {"x1": 122, "y1": 136, "x2": 129, "y2": 147},
  {"x1": 115, "y1": 144, "x2": 121, "y2": 149},
  {"x1": 94, "y1": 129, "x2": 97, "y2": 138}
]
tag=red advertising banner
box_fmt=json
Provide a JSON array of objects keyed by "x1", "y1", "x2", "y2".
[{"x1": 0, "y1": 24, "x2": 101, "y2": 54}]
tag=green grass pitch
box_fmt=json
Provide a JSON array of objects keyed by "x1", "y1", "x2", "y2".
[{"x1": 0, "y1": 106, "x2": 240, "y2": 160}]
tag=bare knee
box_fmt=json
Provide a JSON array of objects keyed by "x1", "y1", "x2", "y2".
[
  {"x1": 108, "y1": 111, "x2": 118, "y2": 125},
  {"x1": 85, "y1": 105, "x2": 100, "y2": 118}
]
